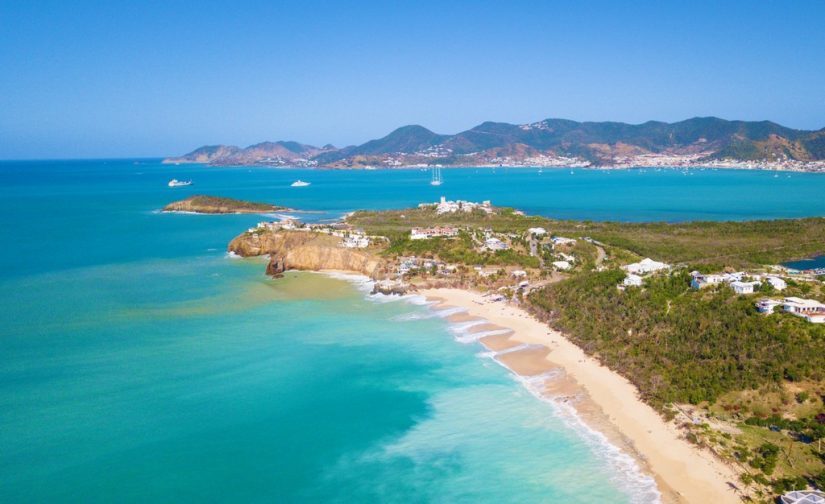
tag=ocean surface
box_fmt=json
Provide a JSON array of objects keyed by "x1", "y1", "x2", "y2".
[{"x1": 3, "y1": 159, "x2": 825, "y2": 503}]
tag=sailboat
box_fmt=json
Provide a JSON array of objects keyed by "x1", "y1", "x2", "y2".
[{"x1": 430, "y1": 166, "x2": 443, "y2": 186}]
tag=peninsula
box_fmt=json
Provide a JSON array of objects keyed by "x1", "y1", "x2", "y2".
[
  {"x1": 163, "y1": 195, "x2": 287, "y2": 214},
  {"x1": 165, "y1": 117, "x2": 825, "y2": 172},
  {"x1": 228, "y1": 200, "x2": 825, "y2": 503}
]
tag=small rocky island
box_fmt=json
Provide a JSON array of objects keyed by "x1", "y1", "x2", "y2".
[{"x1": 163, "y1": 195, "x2": 288, "y2": 214}]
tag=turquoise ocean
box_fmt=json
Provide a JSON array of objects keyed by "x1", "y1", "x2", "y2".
[{"x1": 3, "y1": 160, "x2": 825, "y2": 503}]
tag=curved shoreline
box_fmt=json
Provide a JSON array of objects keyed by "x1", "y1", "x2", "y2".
[{"x1": 420, "y1": 288, "x2": 743, "y2": 504}]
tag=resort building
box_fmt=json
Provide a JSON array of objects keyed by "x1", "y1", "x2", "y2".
[
  {"x1": 342, "y1": 235, "x2": 370, "y2": 249},
  {"x1": 419, "y1": 196, "x2": 494, "y2": 215},
  {"x1": 410, "y1": 226, "x2": 459, "y2": 240},
  {"x1": 484, "y1": 237, "x2": 509, "y2": 251},
  {"x1": 624, "y1": 258, "x2": 670, "y2": 275},
  {"x1": 782, "y1": 297, "x2": 825, "y2": 323},
  {"x1": 755, "y1": 298, "x2": 783, "y2": 314},
  {"x1": 551, "y1": 236, "x2": 577, "y2": 246},
  {"x1": 527, "y1": 227, "x2": 547, "y2": 236},
  {"x1": 730, "y1": 280, "x2": 760, "y2": 295},
  {"x1": 623, "y1": 274, "x2": 644, "y2": 287},
  {"x1": 690, "y1": 272, "x2": 726, "y2": 289},
  {"x1": 766, "y1": 276, "x2": 787, "y2": 291},
  {"x1": 690, "y1": 271, "x2": 788, "y2": 293},
  {"x1": 552, "y1": 260, "x2": 572, "y2": 271},
  {"x1": 779, "y1": 490, "x2": 825, "y2": 504},
  {"x1": 758, "y1": 297, "x2": 825, "y2": 323}
]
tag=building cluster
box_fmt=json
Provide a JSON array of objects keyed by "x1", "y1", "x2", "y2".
[
  {"x1": 396, "y1": 256, "x2": 457, "y2": 277},
  {"x1": 690, "y1": 271, "x2": 787, "y2": 294},
  {"x1": 248, "y1": 219, "x2": 374, "y2": 249},
  {"x1": 418, "y1": 196, "x2": 494, "y2": 215},
  {"x1": 619, "y1": 258, "x2": 671, "y2": 289},
  {"x1": 756, "y1": 297, "x2": 825, "y2": 323},
  {"x1": 410, "y1": 226, "x2": 459, "y2": 240}
]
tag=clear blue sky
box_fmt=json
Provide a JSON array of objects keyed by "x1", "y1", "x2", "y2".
[{"x1": 1, "y1": 0, "x2": 824, "y2": 159}]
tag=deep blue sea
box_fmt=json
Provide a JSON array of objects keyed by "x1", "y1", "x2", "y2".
[{"x1": 3, "y1": 159, "x2": 825, "y2": 503}]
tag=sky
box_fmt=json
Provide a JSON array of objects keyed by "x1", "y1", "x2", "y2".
[{"x1": 1, "y1": 0, "x2": 824, "y2": 159}]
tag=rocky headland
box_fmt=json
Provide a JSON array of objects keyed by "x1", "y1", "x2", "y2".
[{"x1": 228, "y1": 229, "x2": 389, "y2": 279}]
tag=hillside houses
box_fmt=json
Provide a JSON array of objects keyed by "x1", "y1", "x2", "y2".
[
  {"x1": 418, "y1": 196, "x2": 493, "y2": 215},
  {"x1": 410, "y1": 226, "x2": 459, "y2": 240},
  {"x1": 756, "y1": 297, "x2": 825, "y2": 323},
  {"x1": 690, "y1": 271, "x2": 787, "y2": 293}
]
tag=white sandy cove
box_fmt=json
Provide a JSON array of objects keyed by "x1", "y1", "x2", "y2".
[{"x1": 420, "y1": 288, "x2": 741, "y2": 504}]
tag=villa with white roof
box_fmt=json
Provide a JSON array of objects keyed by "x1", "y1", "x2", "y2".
[
  {"x1": 757, "y1": 297, "x2": 825, "y2": 323},
  {"x1": 624, "y1": 258, "x2": 670, "y2": 275}
]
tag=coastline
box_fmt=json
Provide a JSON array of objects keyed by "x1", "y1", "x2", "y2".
[
  {"x1": 420, "y1": 287, "x2": 743, "y2": 504},
  {"x1": 168, "y1": 161, "x2": 825, "y2": 173}
]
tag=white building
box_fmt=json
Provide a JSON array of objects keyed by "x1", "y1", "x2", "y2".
[
  {"x1": 623, "y1": 274, "x2": 644, "y2": 287},
  {"x1": 551, "y1": 236, "x2": 577, "y2": 246},
  {"x1": 424, "y1": 196, "x2": 493, "y2": 215},
  {"x1": 484, "y1": 237, "x2": 509, "y2": 251},
  {"x1": 690, "y1": 272, "x2": 726, "y2": 289},
  {"x1": 782, "y1": 297, "x2": 825, "y2": 323},
  {"x1": 552, "y1": 260, "x2": 572, "y2": 271},
  {"x1": 511, "y1": 270, "x2": 527, "y2": 278},
  {"x1": 766, "y1": 276, "x2": 787, "y2": 291},
  {"x1": 756, "y1": 298, "x2": 783, "y2": 314},
  {"x1": 342, "y1": 235, "x2": 370, "y2": 249},
  {"x1": 730, "y1": 281, "x2": 760, "y2": 295},
  {"x1": 410, "y1": 226, "x2": 459, "y2": 240},
  {"x1": 527, "y1": 227, "x2": 546, "y2": 236},
  {"x1": 624, "y1": 258, "x2": 670, "y2": 275}
]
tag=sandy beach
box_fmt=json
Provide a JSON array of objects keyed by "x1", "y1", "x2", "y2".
[{"x1": 421, "y1": 287, "x2": 742, "y2": 504}]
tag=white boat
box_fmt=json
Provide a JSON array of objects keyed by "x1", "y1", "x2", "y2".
[
  {"x1": 430, "y1": 167, "x2": 443, "y2": 186},
  {"x1": 291, "y1": 180, "x2": 310, "y2": 187},
  {"x1": 168, "y1": 179, "x2": 192, "y2": 187}
]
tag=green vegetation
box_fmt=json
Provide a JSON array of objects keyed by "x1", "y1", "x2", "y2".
[
  {"x1": 528, "y1": 270, "x2": 825, "y2": 406},
  {"x1": 547, "y1": 218, "x2": 825, "y2": 268},
  {"x1": 164, "y1": 195, "x2": 280, "y2": 213}
]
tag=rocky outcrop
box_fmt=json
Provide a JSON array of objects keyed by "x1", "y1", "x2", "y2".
[
  {"x1": 228, "y1": 230, "x2": 389, "y2": 278},
  {"x1": 371, "y1": 280, "x2": 411, "y2": 295}
]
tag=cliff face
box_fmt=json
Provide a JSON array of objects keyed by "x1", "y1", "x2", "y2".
[{"x1": 228, "y1": 230, "x2": 388, "y2": 278}]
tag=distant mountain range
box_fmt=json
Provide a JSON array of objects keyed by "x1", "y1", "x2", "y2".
[{"x1": 164, "y1": 117, "x2": 825, "y2": 169}]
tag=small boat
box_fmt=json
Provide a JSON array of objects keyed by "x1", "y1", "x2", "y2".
[
  {"x1": 430, "y1": 167, "x2": 443, "y2": 186},
  {"x1": 168, "y1": 179, "x2": 192, "y2": 187},
  {"x1": 291, "y1": 180, "x2": 310, "y2": 187}
]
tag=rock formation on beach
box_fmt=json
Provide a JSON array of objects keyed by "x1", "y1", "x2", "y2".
[{"x1": 228, "y1": 229, "x2": 388, "y2": 278}]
